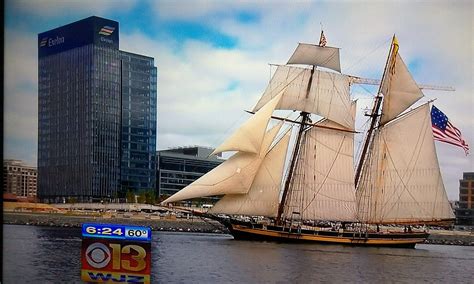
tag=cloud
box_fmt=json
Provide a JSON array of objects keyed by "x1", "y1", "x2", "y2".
[
  {"x1": 120, "y1": 32, "x2": 270, "y2": 151},
  {"x1": 152, "y1": 0, "x2": 258, "y2": 21},
  {"x1": 3, "y1": 0, "x2": 473, "y2": 200},
  {"x1": 8, "y1": 0, "x2": 137, "y2": 16},
  {"x1": 4, "y1": 29, "x2": 39, "y2": 165}
]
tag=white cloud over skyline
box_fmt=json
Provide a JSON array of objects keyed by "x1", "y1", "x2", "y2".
[{"x1": 4, "y1": 0, "x2": 473, "y2": 200}]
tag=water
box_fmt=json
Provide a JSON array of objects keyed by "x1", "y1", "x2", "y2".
[{"x1": 3, "y1": 224, "x2": 473, "y2": 283}]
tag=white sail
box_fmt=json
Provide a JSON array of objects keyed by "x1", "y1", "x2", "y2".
[
  {"x1": 252, "y1": 66, "x2": 353, "y2": 129},
  {"x1": 162, "y1": 122, "x2": 284, "y2": 204},
  {"x1": 287, "y1": 43, "x2": 341, "y2": 73},
  {"x1": 283, "y1": 120, "x2": 357, "y2": 222},
  {"x1": 380, "y1": 53, "x2": 423, "y2": 125},
  {"x1": 211, "y1": 93, "x2": 282, "y2": 155},
  {"x1": 356, "y1": 104, "x2": 454, "y2": 223},
  {"x1": 210, "y1": 128, "x2": 291, "y2": 217}
]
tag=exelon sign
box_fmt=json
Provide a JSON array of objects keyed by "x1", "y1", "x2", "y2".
[
  {"x1": 38, "y1": 16, "x2": 119, "y2": 58},
  {"x1": 39, "y1": 36, "x2": 65, "y2": 47}
]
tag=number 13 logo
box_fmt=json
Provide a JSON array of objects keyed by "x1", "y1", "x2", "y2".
[{"x1": 86, "y1": 242, "x2": 147, "y2": 271}]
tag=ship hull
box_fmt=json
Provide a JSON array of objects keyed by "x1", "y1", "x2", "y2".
[{"x1": 226, "y1": 222, "x2": 428, "y2": 248}]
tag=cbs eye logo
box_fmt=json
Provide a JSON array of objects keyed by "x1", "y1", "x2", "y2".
[
  {"x1": 86, "y1": 243, "x2": 111, "y2": 268},
  {"x1": 85, "y1": 242, "x2": 147, "y2": 271}
]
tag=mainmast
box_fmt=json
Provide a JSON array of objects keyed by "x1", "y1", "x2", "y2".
[{"x1": 354, "y1": 35, "x2": 397, "y2": 187}]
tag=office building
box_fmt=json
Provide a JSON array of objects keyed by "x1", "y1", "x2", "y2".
[
  {"x1": 455, "y1": 172, "x2": 474, "y2": 225},
  {"x1": 3, "y1": 160, "x2": 37, "y2": 198},
  {"x1": 156, "y1": 147, "x2": 223, "y2": 197},
  {"x1": 120, "y1": 51, "x2": 157, "y2": 192},
  {"x1": 38, "y1": 16, "x2": 156, "y2": 202}
]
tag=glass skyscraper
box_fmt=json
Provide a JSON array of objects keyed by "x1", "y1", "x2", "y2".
[
  {"x1": 38, "y1": 16, "x2": 156, "y2": 202},
  {"x1": 120, "y1": 52, "x2": 157, "y2": 193}
]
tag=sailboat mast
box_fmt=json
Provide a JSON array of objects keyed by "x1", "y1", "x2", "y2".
[
  {"x1": 354, "y1": 36, "x2": 396, "y2": 187},
  {"x1": 276, "y1": 111, "x2": 309, "y2": 224},
  {"x1": 276, "y1": 66, "x2": 315, "y2": 224}
]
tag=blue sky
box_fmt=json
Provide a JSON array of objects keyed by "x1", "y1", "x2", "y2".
[{"x1": 4, "y1": 0, "x2": 473, "y2": 200}]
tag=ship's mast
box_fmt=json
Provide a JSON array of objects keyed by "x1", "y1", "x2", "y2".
[
  {"x1": 276, "y1": 66, "x2": 315, "y2": 224},
  {"x1": 354, "y1": 35, "x2": 396, "y2": 187}
]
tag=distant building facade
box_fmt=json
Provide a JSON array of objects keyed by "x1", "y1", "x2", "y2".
[
  {"x1": 3, "y1": 160, "x2": 37, "y2": 198},
  {"x1": 120, "y1": 52, "x2": 157, "y2": 193},
  {"x1": 156, "y1": 147, "x2": 223, "y2": 197},
  {"x1": 38, "y1": 16, "x2": 156, "y2": 202},
  {"x1": 455, "y1": 172, "x2": 474, "y2": 226}
]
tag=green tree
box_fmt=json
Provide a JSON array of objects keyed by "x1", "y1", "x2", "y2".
[
  {"x1": 144, "y1": 190, "x2": 156, "y2": 205},
  {"x1": 126, "y1": 190, "x2": 135, "y2": 203},
  {"x1": 137, "y1": 191, "x2": 146, "y2": 204},
  {"x1": 67, "y1": 197, "x2": 77, "y2": 204}
]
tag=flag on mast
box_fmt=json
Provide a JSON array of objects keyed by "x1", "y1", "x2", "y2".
[
  {"x1": 319, "y1": 30, "x2": 327, "y2": 47},
  {"x1": 431, "y1": 105, "x2": 470, "y2": 155}
]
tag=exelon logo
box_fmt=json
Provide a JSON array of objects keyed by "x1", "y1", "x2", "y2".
[
  {"x1": 98, "y1": 26, "x2": 115, "y2": 36},
  {"x1": 39, "y1": 36, "x2": 65, "y2": 47},
  {"x1": 40, "y1": 37, "x2": 48, "y2": 47}
]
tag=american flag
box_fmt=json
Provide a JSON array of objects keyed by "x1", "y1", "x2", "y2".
[
  {"x1": 431, "y1": 105, "x2": 469, "y2": 154},
  {"x1": 319, "y1": 31, "x2": 327, "y2": 47}
]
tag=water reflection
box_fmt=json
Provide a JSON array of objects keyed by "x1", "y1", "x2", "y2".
[{"x1": 3, "y1": 225, "x2": 474, "y2": 284}]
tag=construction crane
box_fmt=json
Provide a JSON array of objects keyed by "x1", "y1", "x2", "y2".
[{"x1": 349, "y1": 76, "x2": 455, "y2": 91}]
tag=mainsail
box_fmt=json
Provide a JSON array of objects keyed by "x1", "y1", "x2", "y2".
[
  {"x1": 282, "y1": 119, "x2": 357, "y2": 222},
  {"x1": 252, "y1": 65, "x2": 353, "y2": 129},
  {"x1": 355, "y1": 36, "x2": 454, "y2": 224},
  {"x1": 356, "y1": 104, "x2": 454, "y2": 223}
]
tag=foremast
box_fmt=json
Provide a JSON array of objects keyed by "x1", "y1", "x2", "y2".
[
  {"x1": 275, "y1": 29, "x2": 322, "y2": 225},
  {"x1": 275, "y1": 30, "x2": 350, "y2": 224},
  {"x1": 276, "y1": 111, "x2": 310, "y2": 225}
]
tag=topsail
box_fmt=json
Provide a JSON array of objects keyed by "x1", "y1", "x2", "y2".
[
  {"x1": 287, "y1": 43, "x2": 341, "y2": 72},
  {"x1": 252, "y1": 66, "x2": 353, "y2": 129},
  {"x1": 379, "y1": 38, "x2": 423, "y2": 125}
]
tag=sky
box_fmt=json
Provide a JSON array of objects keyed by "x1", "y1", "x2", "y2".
[{"x1": 4, "y1": 0, "x2": 473, "y2": 200}]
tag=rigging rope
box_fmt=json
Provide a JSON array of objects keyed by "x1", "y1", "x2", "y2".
[{"x1": 345, "y1": 38, "x2": 391, "y2": 74}]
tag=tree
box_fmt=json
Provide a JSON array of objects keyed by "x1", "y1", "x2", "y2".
[
  {"x1": 145, "y1": 190, "x2": 156, "y2": 205},
  {"x1": 137, "y1": 191, "x2": 146, "y2": 204},
  {"x1": 67, "y1": 197, "x2": 77, "y2": 204},
  {"x1": 126, "y1": 190, "x2": 135, "y2": 203}
]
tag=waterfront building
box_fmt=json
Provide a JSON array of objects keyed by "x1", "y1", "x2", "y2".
[
  {"x1": 156, "y1": 147, "x2": 223, "y2": 198},
  {"x1": 455, "y1": 172, "x2": 474, "y2": 225},
  {"x1": 120, "y1": 52, "x2": 157, "y2": 193},
  {"x1": 3, "y1": 160, "x2": 37, "y2": 198},
  {"x1": 38, "y1": 16, "x2": 156, "y2": 202}
]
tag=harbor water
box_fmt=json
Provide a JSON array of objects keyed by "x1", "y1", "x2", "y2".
[{"x1": 3, "y1": 224, "x2": 473, "y2": 283}]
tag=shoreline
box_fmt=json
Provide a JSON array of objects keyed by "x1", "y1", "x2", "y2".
[
  {"x1": 3, "y1": 212, "x2": 228, "y2": 234},
  {"x1": 3, "y1": 212, "x2": 473, "y2": 246}
]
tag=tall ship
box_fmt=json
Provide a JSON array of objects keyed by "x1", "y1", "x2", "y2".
[{"x1": 163, "y1": 33, "x2": 464, "y2": 248}]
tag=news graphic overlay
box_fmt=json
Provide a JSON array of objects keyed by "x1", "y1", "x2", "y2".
[{"x1": 81, "y1": 224, "x2": 152, "y2": 283}]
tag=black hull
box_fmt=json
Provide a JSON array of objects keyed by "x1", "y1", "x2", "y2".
[{"x1": 223, "y1": 221, "x2": 428, "y2": 248}]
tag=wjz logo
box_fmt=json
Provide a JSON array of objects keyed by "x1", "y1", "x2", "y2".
[{"x1": 99, "y1": 26, "x2": 115, "y2": 36}]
